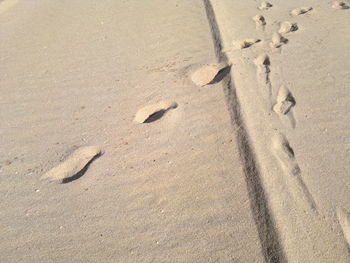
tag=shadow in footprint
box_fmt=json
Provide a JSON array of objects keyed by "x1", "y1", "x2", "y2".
[
  {"x1": 144, "y1": 105, "x2": 178, "y2": 123},
  {"x1": 209, "y1": 65, "x2": 232, "y2": 84},
  {"x1": 62, "y1": 153, "x2": 102, "y2": 184}
]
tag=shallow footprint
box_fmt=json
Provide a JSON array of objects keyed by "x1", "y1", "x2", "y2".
[
  {"x1": 191, "y1": 63, "x2": 230, "y2": 86},
  {"x1": 258, "y1": 1, "x2": 273, "y2": 10},
  {"x1": 233, "y1": 39, "x2": 261, "y2": 49},
  {"x1": 279, "y1": 21, "x2": 298, "y2": 34},
  {"x1": 291, "y1": 7, "x2": 313, "y2": 16},
  {"x1": 41, "y1": 146, "x2": 103, "y2": 183},
  {"x1": 273, "y1": 86, "x2": 295, "y2": 115},
  {"x1": 134, "y1": 101, "x2": 177, "y2": 123},
  {"x1": 332, "y1": 1, "x2": 349, "y2": 9},
  {"x1": 270, "y1": 32, "x2": 288, "y2": 48}
]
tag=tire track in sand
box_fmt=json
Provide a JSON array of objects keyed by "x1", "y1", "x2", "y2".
[{"x1": 202, "y1": 0, "x2": 286, "y2": 262}]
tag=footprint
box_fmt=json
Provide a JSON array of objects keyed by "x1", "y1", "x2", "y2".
[
  {"x1": 254, "y1": 54, "x2": 271, "y2": 89},
  {"x1": 41, "y1": 146, "x2": 103, "y2": 183},
  {"x1": 272, "y1": 133, "x2": 317, "y2": 211},
  {"x1": 332, "y1": 1, "x2": 350, "y2": 9},
  {"x1": 273, "y1": 86, "x2": 295, "y2": 115},
  {"x1": 290, "y1": 7, "x2": 313, "y2": 16},
  {"x1": 336, "y1": 208, "x2": 350, "y2": 248},
  {"x1": 270, "y1": 32, "x2": 288, "y2": 48},
  {"x1": 134, "y1": 101, "x2": 177, "y2": 123},
  {"x1": 232, "y1": 39, "x2": 261, "y2": 49},
  {"x1": 255, "y1": 54, "x2": 270, "y2": 73},
  {"x1": 279, "y1": 21, "x2": 298, "y2": 34},
  {"x1": 191, "y1": 63, "x2": 230, "y2": 86},
  {"x1": 252, "y1": 14, "x2": 266, "y2": 28},
  {"x1": 258, "y1": 1, "x2": 273, "y2": 10}
]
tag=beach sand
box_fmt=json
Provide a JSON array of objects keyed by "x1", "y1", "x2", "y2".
[{"x1": 1, "y1": 0, "x2": 349, "y2": 262}]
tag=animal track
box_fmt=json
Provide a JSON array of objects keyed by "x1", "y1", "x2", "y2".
[
  {"x1": 332, "y1": 1, "x2": 350, "y2": 9},
  {"x1": 258, "y1": 1, "x2": 273, "y2": 10},
  {"x1": 291, "y1": 7, "x2": 313, "y2": 16},
  {"x1": 191, "y1": 63, "x2": 230, "y2": 86},
  {"x1": 134, "y1": 101, "x2": 178, "y2": 123},
  {"x1": 270, "y1": 32, "x2": 288, "y2": 48},
  {"x1": 336, "y1": 208, "x2": 350, "y2": 248},
  {"x1": 273, "y1": 86, "x2": 295, "y2": 115},
  {"x1": 41, "y1": 146, "x2": 103, "y2": 183},
  {"x1": 272, "y1": 133, "x2": 317, "y2": 211},
  {"x1": 232, "y1": 39, "x2": 261, "y2": 49},
  {"x1": 253, "y1": 14, "x2": 266, "y2": 28},
  {"x1": 279, "y1": 21, "x2": 298, "y2": 34}
]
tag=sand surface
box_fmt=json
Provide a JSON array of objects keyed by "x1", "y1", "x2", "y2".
[{"x1": 1, "y1": 0, "x2": 349, "y2": 262}]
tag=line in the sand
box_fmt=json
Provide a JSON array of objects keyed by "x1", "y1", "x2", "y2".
[{"x1": 202, "y1": 0, "x2": 286, "y2": 262}]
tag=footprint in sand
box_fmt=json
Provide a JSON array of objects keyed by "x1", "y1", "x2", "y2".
[
  {"x1": 41, "y1": 146, "x2": 103, "y2": 183},
  {"x1": 255, "y1": 54, "x2": 270, "y2": 73},
  {"x1": 290, "y1": 7, "x2": 313, "y2": 16},
  {"x1": 134, "y1": 101, "x2": 178, "y2": 123},
  {"x1": 336, "y1": 208, "x2": 350, "y2": 248},
  {"x1": 258, "y1": 1, "x2": 273, "y2": 10},
  {"x1": 272, "y1": 133, "x2": 316, "y2": 211},
  {"x1": 270, "y1": 32, "x2": 288, "y2": 48},
  {"x1": 272, "y1": 133, "x2": 299, "y2": 174},
  {"x1": 279, "y1": 21, "x2": 298, "y2": 34},
  {"x1": 232, "y1": 39, "x2": 261, "y2": 50},
  {"x1": 273, "y1": 86, "x2": 295, "y2": 115},
  {"x1": 254, "y1": 54, "x2": 271, "y2": 90},
  {"x1": 191, "y1": 63, "x2": 231, "y2": 86},
  {"x1": 332, "y1": 1, "x2": 350, "y2": 9},
  {"x1": 253, "y1": 14, "x2": 266, "y2": 28}
]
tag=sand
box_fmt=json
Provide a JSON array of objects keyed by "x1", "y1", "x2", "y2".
[{"x1": 0, "y1": 0, "x2": 349, "y2": 262}]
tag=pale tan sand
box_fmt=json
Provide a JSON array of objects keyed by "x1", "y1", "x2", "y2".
[
  {"x1": 0, "y1": 0, "x2": 265, "y2": 262},
  {"x1": 1, "y1": 0, "x2": 349, "y2": 262},
  {"x1": 337, "y1": 208, "x2": 350, "y2": 248},
  {"x1": 0, "y1": 0, "x2": 18, "y2": 14}
]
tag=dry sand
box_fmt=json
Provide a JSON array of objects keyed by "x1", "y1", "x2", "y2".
[{"x1": 0, "y1": 0, "x2": 349, "y2": 262}]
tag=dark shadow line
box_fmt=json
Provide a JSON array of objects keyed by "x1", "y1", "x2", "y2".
[
  {"x1": 202, "y1": 0, "x2": 287, "y2": 262},
  {"x1": 61, "y1": 153, "x2": 102, "y2": 184}
]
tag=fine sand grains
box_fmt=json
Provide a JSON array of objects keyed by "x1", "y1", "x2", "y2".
[
  {"x1": 336, "y1": 208, "x2": 350, "y2": 247},
  {"x1": 41, "y1": 146, "x2": 103, "y2": 183},
  {"x1": 0, "y1": 0, "x2": 18, "y2": 14}
]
